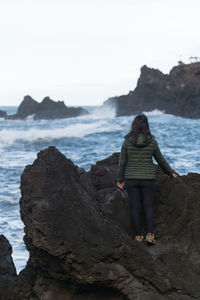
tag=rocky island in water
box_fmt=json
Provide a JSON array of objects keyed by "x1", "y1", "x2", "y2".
[
  {"x1": 103, "y1": 62, "x2": 200, "y2": 119},
  {"x1": 1, "y1": 62, "x2": 200, "y2": 120},
  {"x1": 0, "y1": 147, "x2": 200, "y2": 300},
  {"x1": 0, "y1": 95, "x2": 89, "y2": 120}
]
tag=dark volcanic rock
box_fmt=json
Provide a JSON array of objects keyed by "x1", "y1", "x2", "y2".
[
  {"x1": 103, "y1": 62, "x2": 200, "y2": 118},
  {"x1": 7, "y1": 95, "x2": 89, "y2": 120},
  {"x1": 9, "y1": 147, "x2": 200, "y2": 300},
  {"x1": 0, "y1": 235, "x2": 17, "y2": 299},
  {"x1": 6, "y1": 95, "x2": 39, "y2": 120},
  {"x1": 16, "y1": 95, "x2": 40, "y2": 119},
  {"x1": 0, "y1": 110, "x2": 7, "y2": 118}
]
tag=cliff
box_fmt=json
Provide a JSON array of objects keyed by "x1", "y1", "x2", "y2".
[
  {"x1": 6, "y1": 95, "x2": 89, "y2": 120},
  {"x1": 103, "y1": 62, "x2": 200, "y2": 118},
  {"x1": 1, "y1": 147, "x2": 200, "y2": 299}
]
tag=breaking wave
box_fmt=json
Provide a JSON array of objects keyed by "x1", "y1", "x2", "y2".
[
  {"x1": 143, "y1": 109, "x2": 165, "y2": 116},
  {"x1": 90, "y1": 104, "x2": 116, "y2": 119},
  {"x1": 0, "y1": 120, "x2": 121, "y2": 146}
]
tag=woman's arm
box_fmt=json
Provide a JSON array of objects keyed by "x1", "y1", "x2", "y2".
[
  {"x1": 153, "y1": 140, "x2": 174, "y2": 176},
  {"x1": 117, "y1": 141, "x2": 127, "y2": 183}
]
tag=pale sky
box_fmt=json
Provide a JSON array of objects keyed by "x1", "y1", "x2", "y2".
[{"x1": 0, "y1": 0, "x2": 199, "y2": 106}]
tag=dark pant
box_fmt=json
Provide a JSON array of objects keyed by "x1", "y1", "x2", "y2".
[{"x1": 125, "y1": 179, "x2": 156, "y2": 235}]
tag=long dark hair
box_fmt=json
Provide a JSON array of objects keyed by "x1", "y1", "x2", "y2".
[{"x1": 124, "y1": 114, "x2": 153, "y2": 143}]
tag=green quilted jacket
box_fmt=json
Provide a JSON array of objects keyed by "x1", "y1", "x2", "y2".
[{"x1": 117, "y1": 134, "x2": 174, "y2": 182}]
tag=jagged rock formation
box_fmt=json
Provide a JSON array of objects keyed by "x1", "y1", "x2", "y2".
[
  {"x1": 5, "y1": 146, "x2": 200, "y2": 300},
  {"x1": 6, "y1": 95, "x2": 89, "y2": 120},
  {"x1": 103, "y1": 62, "x2": 200, "y2": 118},
  {"x1": 0, "y1": 235, "x2": 16, "y2": 299}
]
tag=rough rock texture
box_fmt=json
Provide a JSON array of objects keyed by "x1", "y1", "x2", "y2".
[
  {"x1": 0, "y1": 235, "x2": 16, "y2": 298},
  {"x1": 103, "y1": 62, "x2": 200, "y2": 118},
  {"x1": 8, "y1": 146, "x2": 200, "y2": 300},
  {"x1": 7, "y1": 95, "x2": 89, "y2": 120}
]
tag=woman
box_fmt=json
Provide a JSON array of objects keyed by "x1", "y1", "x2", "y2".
[{"x1": 117, "y1": 114, "x2": 178, "y2": 245}]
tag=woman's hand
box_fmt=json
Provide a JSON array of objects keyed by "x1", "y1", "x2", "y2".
[
  {"x1": 117, "y1": 182, "x2": 124, "y2": 189},
  {"x1": 172, "y1": 172, "x2": 178, "y2": 179}
]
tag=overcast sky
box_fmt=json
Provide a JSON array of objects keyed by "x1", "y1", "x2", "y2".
[{"x1": 0, "y1": 0, "x2": 199, "y2": 106}]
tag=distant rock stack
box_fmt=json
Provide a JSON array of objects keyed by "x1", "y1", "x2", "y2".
[
  {"x1": 103, "y1": 62, "x2": 200, "y2": 118},
  {"x1": 0, "y1": 110, "x2": 7, "y2": 118},
  {"x1": 16, "y1": 95, "x2": 40, "y2": 119},
  {"x1": 6, "y1": 95, "x2": 89, "y2": 120},
  {"x1": 3, "y1": 146, "x2": 199, "y2": 300}
]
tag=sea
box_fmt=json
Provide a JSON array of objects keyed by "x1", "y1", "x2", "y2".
[{"x1": 0, "y1": 105, "x2": 200, "y2": 274}]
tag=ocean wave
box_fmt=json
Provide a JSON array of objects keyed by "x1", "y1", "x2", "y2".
[
  {"x1": 90, "y1": 105, "x2": 116, "y2": 119},
  {"x1": 0, "y1": 199, "x2": 17, "y2": 207},
  {"x1": 143, "y1": 109, "x2": 165, "y2": 116},
  {"x1": 0, "y1": 120, "x2": 121, "y2": 146},
  {"x1": 77, "y1": 105, "x2": 116, "y2": 120},
  {"x1": 25, "y1": 114, "x2": 35, "y2": 120}
]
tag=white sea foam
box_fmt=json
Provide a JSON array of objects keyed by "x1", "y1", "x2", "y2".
[
  {"x1": 82, "y1": 104, "x2": 116, "y2": 120},
  {"x1": 25, "y1": 114, "x2": 35, "y2": 120},
  {"x1": 143, "y1": 109, "x2": 165, "y2": 116},
  {"x1": 93, "y1": 104, "x2": 116, "y2": 118},
  {"x1": 0, "y1": 120, "x2": 121, "y2": 146}
]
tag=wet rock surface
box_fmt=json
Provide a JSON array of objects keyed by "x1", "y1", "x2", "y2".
[
  {"x1": 103, "y1": 62, "x2": 200, "y2": 118},
  {"x1": 6, "y1": 95, "x2": 88, "y2": 120},
  {"x1": 2, "y1": 146, "x2": 200, "y2": 299}
]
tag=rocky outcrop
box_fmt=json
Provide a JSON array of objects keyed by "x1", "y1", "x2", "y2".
[
  {"x1": 7, "y1": 95, "x2": 89, "y2": 120},
  {"x1": 0, "y1": 110, "x2": 7, "y2": 118},
  {"x1": 0, "y1": 235, "x2": 16, "y2": 298},
  {"x1": 6, "y1": 146, "x2": 200, "y2": 300},
  {"x1": 103, "y1": 62, "x2": 200, "y2": 118}
]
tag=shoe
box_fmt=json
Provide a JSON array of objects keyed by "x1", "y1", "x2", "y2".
[
  {"x1": 145, "y1": 233, "x2": 156, "y2": 245},
  {"x1": 135, "y1": 235, "x2": 144, "y2": 242}
]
